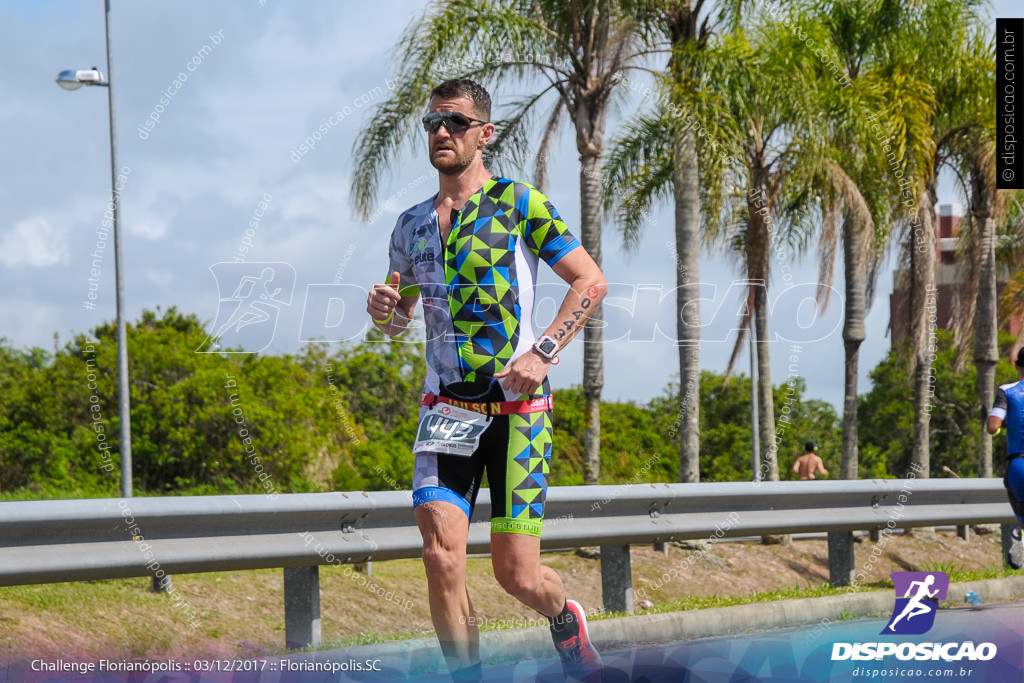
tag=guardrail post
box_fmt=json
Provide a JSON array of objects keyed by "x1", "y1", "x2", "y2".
[
  {"x1": 284, "y1": 566, "x2": 321, "y2": 650},
  {"x1": 600, "y1": 545, "x2": 633, "y2": 614},
  {"x1": 956, "y1": 525, "x2": 970, "y2": 541},
  {"x1": 1001, "y1": 523, "x2": 1016, "y2": 569},
  {"x1": 150, "y1": 574, "x2": 171, "y2": 594},
  {"x1": 827, "y1": 531, "x2": 855, "y2": 587}
]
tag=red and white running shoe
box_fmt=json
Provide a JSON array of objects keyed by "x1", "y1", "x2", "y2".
[{"x1": 552, "y1": 599, "x2": 603, "y2": 682}]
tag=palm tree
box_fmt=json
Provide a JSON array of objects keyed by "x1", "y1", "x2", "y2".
[
  {"x1": 900, "y1": 0, "x2": 983, "y2": 478},
  {"x1": 607, "y1": 19, "x2": 823, "y2": 487},
  {"x1": 774, "y1": 0, "x2": 977, "y2": 485},
  {"x1": 785, "y1": 0, "x2": 918, "y2": 482},
  {"x1": 966, "y1": 142, "x2": 1000, "y2": 479},
  {"x1": 945, "y1": 25, "x2": 1001, "y2": 478},
  {"x1": 710, "y1": 28, "x2": 805, "y2": 485},
  {"x1": 602, "y1": 0, "x2": 762, "y2": 484},
  {"x1": 659, "y1": 1, "x2": 711, "y2": 485},
  {"x1": 835, "y1": 0, "x2": 976, "y2": 481},
  {"x1": 350, "y1": 0, "x2": 656, "y2": 484}
]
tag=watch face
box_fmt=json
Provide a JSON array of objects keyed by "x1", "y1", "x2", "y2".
[{"x1": 538, "y1": 338, "x2": 557, "y2": 356}]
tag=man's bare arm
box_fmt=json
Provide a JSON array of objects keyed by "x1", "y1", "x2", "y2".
[
  {"x1": 543, "y1": 248, "x2": 607, "y2": 350},
  {"x1": 494, "y1": 247, "x2": 606, "y2": 395},
  {"x1": 986, "y1": 415, "x2": 1004, "y2": 435}
]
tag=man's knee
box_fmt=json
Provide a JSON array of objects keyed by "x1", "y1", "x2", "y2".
[
  {"x1": 422, "y1": 544, "x2": 464, "y2": 582},
  {"x1": 493, "y1": 565, "x2": 539, "y2": 600}
]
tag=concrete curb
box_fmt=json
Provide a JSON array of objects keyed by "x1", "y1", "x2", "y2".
[{"x1": 319, "y1": 574, "x2": 1024, "y2": 671}]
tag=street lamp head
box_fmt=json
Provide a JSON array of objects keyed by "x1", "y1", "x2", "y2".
[
  {"x1": 55, "y1": 68, "x2": 105, "y2": 90},
  {"x1": 55, "y1": 70, "x2": 83, "y2": 90}
]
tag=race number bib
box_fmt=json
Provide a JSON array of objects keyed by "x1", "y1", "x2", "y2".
[{"x1": 414, "y1": 403, "x2": 493, "y2": 456}]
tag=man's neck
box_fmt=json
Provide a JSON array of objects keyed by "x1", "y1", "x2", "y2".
[{"x1": 435, "y1": 159, "x2": 492, "y2": 211}]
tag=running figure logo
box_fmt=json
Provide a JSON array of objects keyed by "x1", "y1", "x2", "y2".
[
  {"x1": 882, "y1": 571, "x2": 949, "y2": 635},
  {"x1": 198, "y1": 262, "x2": 295, "y2": 353}
]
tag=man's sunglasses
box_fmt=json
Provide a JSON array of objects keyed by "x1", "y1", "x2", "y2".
[{"x1": 421, "y1": 111, "x2": 489, "y2": 134}]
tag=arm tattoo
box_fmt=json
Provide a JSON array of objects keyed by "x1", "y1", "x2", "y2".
[{"x1": 552, "y1": 296, "x2": 592, "y2": 342}]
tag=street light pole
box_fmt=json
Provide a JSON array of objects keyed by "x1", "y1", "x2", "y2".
[
  {"x1": 102, "y1": 0, "x2": 132, "y2": 499},
  {"x1": 57, "y1": 0, "x2": 132, "y2": 498}
]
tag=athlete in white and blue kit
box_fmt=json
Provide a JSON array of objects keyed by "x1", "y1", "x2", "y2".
[{"x1": 986, "y1": 346, "x2": 1024, "y2": 569}]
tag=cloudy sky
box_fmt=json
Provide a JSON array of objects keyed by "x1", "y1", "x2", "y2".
[{"x1": 0, "y1": 1, "x2": 1012, "y2": 409}]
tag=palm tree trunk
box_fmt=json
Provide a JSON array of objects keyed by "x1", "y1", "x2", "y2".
[
  {"x1": 910, "y1": 185, "x2": 938, "y2": 478},
  {"x1": 972, "y1": 155, "x2": 997, "y2": 479},
  {"x1": 752, "y1": 221, "x2": 783, "y2": 544},
  {"x1": 841, "y1": 211, "x2": 866, "y2": 480},
  {"x1": 754, "y1": 284, "x2": 778, "y2": 481},
  {"x1": 579, "y1": 152, "x2": 603, "y2": 485},
  {"x1": 746, "y1": 182, "x2": 778, "y2": 484},
  {"x1": 674, "y1": 127, "x2": 701, "y2": 483},
  {"x1": 662, "y1": 1, "x2": 701, "y2": 484},
  {"x1": 976, "y1": 356, "x2": 996, "y2": 478}
]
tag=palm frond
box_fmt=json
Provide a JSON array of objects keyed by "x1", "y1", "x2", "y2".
[
  {"x1": 601, "y1": 112, "x2": 674, "y2": 249},
  {"x1": 350, "y1": 0, "x2": 552, "y2": 219},
  {"x1": 482, "y1": 85, "x2": 561, "y2": 179},
  {"x1": 533, "y1": 99, "x2": 565, "y2": 192}
]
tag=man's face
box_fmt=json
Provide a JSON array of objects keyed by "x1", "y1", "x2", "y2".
[{"x1": 426, "y1": 95, "x2": 491, "y2": 175}]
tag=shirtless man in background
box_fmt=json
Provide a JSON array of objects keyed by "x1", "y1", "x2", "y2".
[{"x1": 793, "y1": 441, "x2": 828, "y2": 480}]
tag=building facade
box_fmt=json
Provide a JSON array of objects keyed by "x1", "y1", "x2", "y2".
[{"x1": 889, "y1": 203, "x2": 1022, "y2": 347}]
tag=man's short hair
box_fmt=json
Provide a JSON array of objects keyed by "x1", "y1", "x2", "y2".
[
  {"x1": 1017, "y1": 347, "x2": 1024, "y2": 368},
  {"x1": 430, "y1": 79, "x2": 491, "y2": 120},
  {"x1": 805, "y1": 441, "x2": 817, "y2": 452}
]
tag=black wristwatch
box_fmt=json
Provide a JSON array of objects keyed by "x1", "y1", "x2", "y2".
[{"x1": 532, "y1": 335, "x2": 559, "y2": 361}]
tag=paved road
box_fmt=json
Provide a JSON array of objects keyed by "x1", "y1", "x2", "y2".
[
  {"x1": 3, "y1": 602, "x2": 1019, "y2": 682},
  {"x1": 331, "y1": 600, "x2": 1024, "y2": 683}
]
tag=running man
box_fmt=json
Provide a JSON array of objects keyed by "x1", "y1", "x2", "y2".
[
  {"x1": 887, "y1": 574, "x2": 939, "y2": 631},
  {"x1": 365, "y1": 79, "x2": 606, "y2": 682},
  {"x1": 792, "y1": 441, "x2": 828, "y2": 480},
  {"x1": 986, "y1": 347, "x2": 1024, "y2": 570}
]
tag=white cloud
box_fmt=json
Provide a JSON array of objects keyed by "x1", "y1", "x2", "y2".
[
  {"x1": 0, "y1": 217, "x2": 69, "y2": 267},
  {"x1": 2, "y1": 0, "x2": 983, "y2": 409},
  {"x1": 128, "y1": 218, "x2": 167, "y2": 240},
  {"x1": 144, "y1": 267, "x2": 176, "y2": 288}
]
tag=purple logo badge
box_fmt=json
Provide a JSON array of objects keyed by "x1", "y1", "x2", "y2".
[{"x1": 882, "y1": 572, "x2": 949, "y2": 635}]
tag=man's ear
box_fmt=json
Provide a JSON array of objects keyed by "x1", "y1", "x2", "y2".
[{"x1": 478, "y1": 121, "x2": 495, "y2": 148}]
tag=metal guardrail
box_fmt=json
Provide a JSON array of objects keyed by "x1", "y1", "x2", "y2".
[{"x1": 0, "y1": 479, "x2": 1016, "y2": 649}]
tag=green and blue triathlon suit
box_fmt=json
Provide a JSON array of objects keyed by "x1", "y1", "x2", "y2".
[
  {"x1": 991, "y1": 380, "x2": 1024, "y2": 524},
  {"x1": 388, "y1": 176, "x2": 580, "y2": 536}
]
